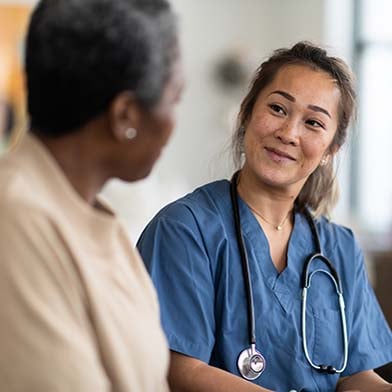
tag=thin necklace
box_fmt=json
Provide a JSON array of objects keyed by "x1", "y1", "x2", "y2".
[{"x1": 247, "y1": 204, "x2": 292, "y2": 231}]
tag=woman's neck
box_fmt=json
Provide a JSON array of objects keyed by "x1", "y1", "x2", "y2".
[
  {"x1": 35, "y1": 129, "x2": 108, "y2": 206},
  {"x1": 236, "y1": 167, "x2": 297, "y2": 229},
  {"x1": 236, "y1": 167, "x2": 297, "y2": 273}
]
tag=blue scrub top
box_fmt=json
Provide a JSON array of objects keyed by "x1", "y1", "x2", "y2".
[{"x1": 137, "y1": 180, "x2": 392, "y2": 392}]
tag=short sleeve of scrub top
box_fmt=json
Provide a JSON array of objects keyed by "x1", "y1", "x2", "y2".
[
  {"x1": 137, "y1": 180, "x2": 392, "y2": 391},
  {"x1": 138, "y1": 200, "x2": 216, "y2": 362}
]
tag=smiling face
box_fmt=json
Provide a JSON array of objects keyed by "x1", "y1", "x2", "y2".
[{"x1": 241, "y1": 64, "x2": 341, "y2": 196}]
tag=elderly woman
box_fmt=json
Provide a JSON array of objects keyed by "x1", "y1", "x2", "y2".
[
  {"x1": 0, "y1": 0, "x2": 183, "y2": 391},
  {"x1": 138, "y1": 42, "x2": 392, "y2": 391}
]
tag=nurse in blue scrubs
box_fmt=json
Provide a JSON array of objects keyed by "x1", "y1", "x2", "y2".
[{"x1": 138, "y1": 42, "x2": 392, "y2": 392}]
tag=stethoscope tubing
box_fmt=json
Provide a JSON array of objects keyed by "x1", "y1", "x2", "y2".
[
  {"x1": 230, "y1": 171, "x2": 257, "y2": 345},
  {"x1": 230, "y1": 171, "x2": 348, "y2": 378}
]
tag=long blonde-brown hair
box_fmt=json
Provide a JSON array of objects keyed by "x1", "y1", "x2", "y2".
[{"x1": 232, "y1": 41, "x2": 356, "y2": 217}]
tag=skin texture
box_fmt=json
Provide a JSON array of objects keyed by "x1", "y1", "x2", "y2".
[
  {"x1": 337, "y1": 370, "x2": 392, "y2": 391},
  {"x1": 240, "y1": 64, "x2": 340, "y2": 210},
  {"x1": 169, "y1": 351, "x2": 273, "y2": 392}
]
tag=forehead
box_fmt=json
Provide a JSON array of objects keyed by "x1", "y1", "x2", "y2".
[{"x1": 259, "y1": 64, "x2": 341, "y2": 115}]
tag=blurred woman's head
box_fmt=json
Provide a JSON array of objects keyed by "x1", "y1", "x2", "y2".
[
  {"x1": 25, "y1": 0, "x2": 183, "y2": 181},
  {"x1": 233, "y1": 41, "x2": 356, "y2": 216},
  {"x1": 26, "y1": 0, "x2": 178, "y2": 135}
]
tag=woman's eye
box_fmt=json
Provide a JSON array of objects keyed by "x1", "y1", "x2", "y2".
[
  {"x1": 306, "y1": 119, "x2": 325, "y2": 129},
  {"x1": 269, "y1": 104, "x2": 286, "y2": 115}
]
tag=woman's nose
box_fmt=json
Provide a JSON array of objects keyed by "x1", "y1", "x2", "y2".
[{"x1": 274, "y1": 120, "x2": 299, "y2": 146}]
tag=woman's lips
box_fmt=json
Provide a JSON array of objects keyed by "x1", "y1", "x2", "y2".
[{"x1": 265, "y1": 147, "x2": 296, "y2": 162}]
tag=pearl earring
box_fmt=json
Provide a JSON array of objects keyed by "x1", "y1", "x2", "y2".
[
  {"x1": 124, "y1": 127, "x2": 137, "y2": 140},
  {"x1": 320, "y1": 157, "x2": 327, "y2": 166}
]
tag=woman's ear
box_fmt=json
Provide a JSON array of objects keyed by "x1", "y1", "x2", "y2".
[
  {"x1": 320, "y1": 155, "x2": 329, "y2": 166},
  {"x1": 322, "y1": 142, "x2": 340, "y2": 165},
  {"x1": 108, "y1": 91, "x2": 140, "y2": 142},
  {"x1": 320, "y1": 146, "x2": 338, "y2": 166}
]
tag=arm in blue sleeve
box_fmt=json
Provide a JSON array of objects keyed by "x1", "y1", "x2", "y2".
[
  {"x1": 342, "y1": 238, "x2": 392, "y2": 376},
  {"x1": 137, "y1": 204, "x2": 216, "y2": 363}
]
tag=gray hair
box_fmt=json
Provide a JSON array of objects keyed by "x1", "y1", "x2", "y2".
[{"x1": 26, "y1": 0, "x2": 178, "y2": 136}]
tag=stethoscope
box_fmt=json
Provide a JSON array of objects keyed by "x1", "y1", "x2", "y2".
[{"x1": 230, "y1": 171, "x2": 348, "y2": 381}]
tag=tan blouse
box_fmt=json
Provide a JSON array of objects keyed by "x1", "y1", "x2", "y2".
[{"x1": 0, "y1": 134, "x2": 170, "y2": 392}]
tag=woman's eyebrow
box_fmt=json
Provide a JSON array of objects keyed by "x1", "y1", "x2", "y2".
[
  {"x1": 308, "y1": 104, "x2": 331, "y2": 118},
  {"x1": 269, "y1": 90, "x2": 331, "y2": 118},
  {"x1": 269, "y1": 90, "x2": 295, "y2": 102}
]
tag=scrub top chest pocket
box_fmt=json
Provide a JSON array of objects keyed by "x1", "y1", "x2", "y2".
[{"x1": 304, "y1": 269, "x2": 347, "y2": 372}]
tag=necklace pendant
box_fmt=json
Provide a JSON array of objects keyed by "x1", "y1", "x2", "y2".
[{"x1": 277, "y1": 225, "x2": 282, "y2": 231}]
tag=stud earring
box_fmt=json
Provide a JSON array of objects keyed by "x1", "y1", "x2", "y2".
[
  {"x1": 320, "y1": 157, "x2": 327, "y2": 166},
  {"x1": 124, "y1": 127, "x2": 137, "y2": 140}
]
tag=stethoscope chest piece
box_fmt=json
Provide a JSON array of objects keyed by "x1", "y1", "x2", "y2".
[{"x1": 237, "y1": 344, "x2": 266, "y2": 380}]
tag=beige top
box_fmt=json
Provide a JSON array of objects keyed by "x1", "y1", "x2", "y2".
[{"x1": 0, "y1": 134, "x2": 170, "y2": 392}]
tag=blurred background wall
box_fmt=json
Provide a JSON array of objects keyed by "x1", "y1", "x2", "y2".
[
  {"x1": 0, "y1": 0, "x2": 358, "y2": 240},
  {"x1": 103, "y1": 0, "x2": 356, "y2": 241},
  {"x1": 1, "y1": 0, "x2": 391, "y2": 243}
]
